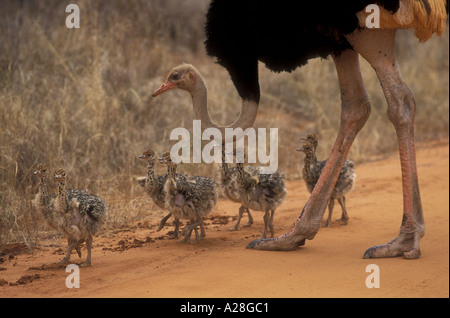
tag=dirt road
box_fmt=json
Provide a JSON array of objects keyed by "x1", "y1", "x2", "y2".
[{"x1": 1, "y1": 140, "x2": 448, "y2": 298}]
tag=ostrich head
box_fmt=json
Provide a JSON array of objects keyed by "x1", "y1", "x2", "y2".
[
  {"x1": 152, "y1": 64, "x2": 259, "y2": 137},
  {"x1": 54, "y1": 169, "x2": 67, "y2": 183},
  {"x1": 139, "y1": 149, "x2": 156, "y2": 161},
  {"x1": 34, "y1": 163, "x2": 48, "y2": 178},
  {"x1": 296, "y1": 142, "x2": 315, "y2": 155},
  {"x1": 159, "y1": 151, "x2": 175, "y2": 166},
  {"x1": 152, "y1": 64, "x2": 199, "y2": 97},
  {"x1": 300, "y1": 134, "x2": 319, "y2": 150}
]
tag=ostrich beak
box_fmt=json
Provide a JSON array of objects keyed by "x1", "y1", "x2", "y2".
[
  {"x1": 152, "y1": 81, "x2": 177, "y2": 97},
  {"x1": 296, "y1": 147, "x2": 304, "y2": 152},
  {"x1": 138, "y1": 154, "x2": 145, "y2": 159}
]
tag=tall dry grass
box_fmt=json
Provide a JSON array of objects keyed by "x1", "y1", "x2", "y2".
[{"x1": 0, "y1": 1, "x2": 448, "y2": 247}]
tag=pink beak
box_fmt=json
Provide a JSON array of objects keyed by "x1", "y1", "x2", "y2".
[{"x1": 152, "y1": 81, "x2": 177, "y2": 97}]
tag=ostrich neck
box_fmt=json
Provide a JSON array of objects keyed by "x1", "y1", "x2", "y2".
[
  {"x1": 38, "y1": 177, "x2": 50, "y2": 205},
  {"x1": 167, "y1": 164, "x2": 177, "y2": 178},
  {"x1": 146, "y1": 161, "x2": 155, "y2": 182},
  {"x1": 302, "y1": 153, "x2": 316, "y2": 182},
  {"x1": 190, "y1": 73, "x2": 258, "y2": 135},
  {"x1": 57, "y1": 181, "x2": 67, "y2": 208},
  {"x1": 220, "y1": 148, "x2": 230, "y2": 176},
  {"x1": 310, "y1": 147, "x2": 318, "y2": 165},
  {"x1": 166, "y1": 164, "x2": 178, "y2": 192},
  {"x1": 236, "y1": 163, "x2": 246, "y2": 185}
]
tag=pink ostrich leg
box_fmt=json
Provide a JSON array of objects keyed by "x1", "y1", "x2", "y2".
[
  {"x1": 247, "y1": 47, "x2": 371, "y2": 250},
  {"x1": 350, "y1": 29, "x2": 425, "y2": 259},
  {"x1": 248, "y1": 29, "x2": 425, "y2": 259}
]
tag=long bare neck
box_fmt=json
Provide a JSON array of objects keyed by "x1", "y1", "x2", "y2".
[
  {"x1": 190, "y1": 71, "x2": 258, "y2": 136},
  {"x1": 190, "y1": 76, "x2": 209, "y2": 126}
]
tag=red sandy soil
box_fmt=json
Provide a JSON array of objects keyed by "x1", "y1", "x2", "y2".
[{"x1": 0, "y1": 140, "x2": 448, "y2": 298}]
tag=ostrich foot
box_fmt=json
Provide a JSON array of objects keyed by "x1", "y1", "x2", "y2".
[
  {"x1": 200, "y1": 225, "x2": 206, "y2": 238},
  {"x1": 179, "y1": 223, "x2": 205, "y2": 243},
  {"x1": 336, "y1": 217, "x2": 349, "y2": 225},
  {"x1": 229, "y1": 224, "x2": 239, "y2": 231},
  {"x1": 247, "y1": 207, "x2": 315, "y2": 250},
  {"x1": 246, "y1": 234, "x2": 306, "y2": 251},
  {"x1": 179, "y1": 225, "x2": 196, "y2": 243},
  {"x1": 363, "y1": 229, "x2": 424, "y2": 259},
  {"x1": 58, "y1": 257, "x2": 70, "y2": 265},
  {"x1": 229, "y1": 222, "x2": 252, "y2": 232},
  {"x1": 80, "y1": 260, "x2": 92, "y2": 267}
]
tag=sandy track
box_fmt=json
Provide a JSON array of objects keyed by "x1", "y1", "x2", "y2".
[{"x1": 0, "y1": 140, "x2": 448, "y2": 298}]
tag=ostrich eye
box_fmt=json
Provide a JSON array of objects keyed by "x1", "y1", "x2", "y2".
[{"x1": 170, "y1": 73, "x2": 179, "y2": 81}]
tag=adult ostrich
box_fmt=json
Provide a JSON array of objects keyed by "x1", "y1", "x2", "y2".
[{"x1": 204, "y1": 0, "x2": 447, "y2": 258}]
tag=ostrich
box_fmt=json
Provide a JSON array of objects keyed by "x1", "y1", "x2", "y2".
[
  {"x1": 200, "y1": 0, "x2": 447, "y2": 257},
  {"x1": 297, "y1": 137, "x2": 356, "y2": 227},
  {"x1": 152, "y1": 65, "x2": 255, "y2": 229},
  {"x1": 53, "y1": 169, "x2": 107, "y2": 267},
  {"x1": 152, "y1": 65, "x2": 287, "y2": 236},
  {"x1": 32, "y1": 164, "x2": 83, "y2": 259},
  {"x1": 159, "y1": 151, "x2": 218, "y2": 243},
  {"x1": 217, "y1": 145, "x2": 256, "y2": 231},
  {"x1": 138, "y1": 149, "x2": 174, "y2": 232},
  {"x1": 300, "y1": 134, "x2": 319, "y2": 165},
  {"x1": 234, "y1": 152, "x2": 287, "y2": 238},
  {"x1": 137, "y1": 149, "x2": 191, "y2": 234}
]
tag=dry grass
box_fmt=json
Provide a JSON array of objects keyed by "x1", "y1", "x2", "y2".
[{"x1": 0, "y1": 1, "x2": 448, "y2": 247}]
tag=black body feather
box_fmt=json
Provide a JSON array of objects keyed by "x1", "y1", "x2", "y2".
[{"x1": 205, "y1": 0, "x2": 401, "y2": 101}]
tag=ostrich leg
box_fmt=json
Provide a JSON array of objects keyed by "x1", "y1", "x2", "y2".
[
  {"x1": 230, "y1": 205, "x2": 253, "y2": 231},
  {"x1": 247, "y1": 48, "x2": 371, "y2": 250},
  {"x1": 348, "y1": 29, "x2": 425, "y2": 259}
]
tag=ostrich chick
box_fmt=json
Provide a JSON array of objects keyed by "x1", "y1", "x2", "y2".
[
  {"x1": 53, "y1": 169, "x2": 107, "y2": 267},
  {"x1": 138, "y1": 149, "x2": 172, "y2": 232},
  {"x1": 234, "y1": 150, "x2": 287, "y2": 239},
  {"x1": 216, "y1": 144, "x2": 255, "y2": 230},
  {"x1": 32, "y1": 164, "x2": 82, "y2": 259},
  {"x1": 138, "y1": 149, "x2": 188, "y2": 235},
  {"x1": 159, "y1": 151, "x2": 218, "y2": 243},
  {"x1": 298, "y1": 137, "x2": 356, "y2": 227}
]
